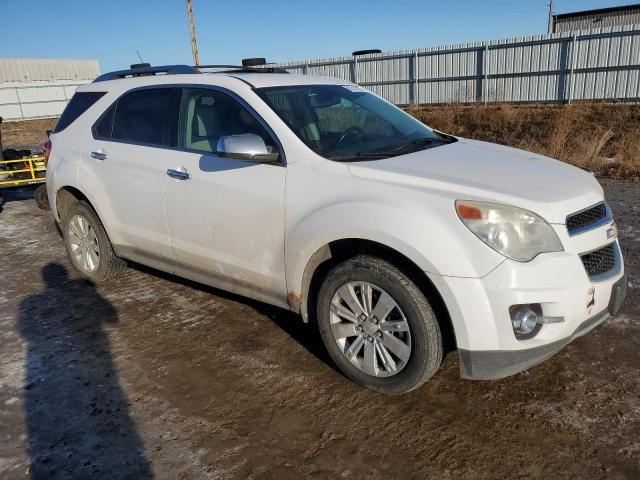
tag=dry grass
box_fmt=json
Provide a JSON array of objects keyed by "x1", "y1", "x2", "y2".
[
  {"x1": 4, "y1": 104, "x2": 640, "y2": 180},
  {"x1": 0, "y1": 118, "x2": 57, "y2": 152},
  {"x1": 407, "y1": 103, "x2": 640, "y2": 181}
]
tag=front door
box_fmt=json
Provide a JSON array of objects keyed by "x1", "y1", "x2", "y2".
[{"x1": 163, "y1": 87, "x2": 287, "y2": 306}]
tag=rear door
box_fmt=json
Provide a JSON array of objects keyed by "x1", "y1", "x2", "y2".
[
  {"x1": 162, "y1": 87, "x2": 288, "y2": 307},
  {"x1": 82, "y1": 87, "x2": 180, "y2": 261}
]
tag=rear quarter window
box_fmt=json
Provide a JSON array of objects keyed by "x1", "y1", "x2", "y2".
[
  {"x1": 53, "y1": 92, "x2": 106, "y2": 133},
  {"x1": 94, "y1": 105, "x2": 115, "y2": 139}
]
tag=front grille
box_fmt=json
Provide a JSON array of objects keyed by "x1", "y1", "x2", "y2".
[
  {"x1": 581, "y1": 243, "x2": 617, "y2": 278},
  {"x1": 567, "y1": 203, "x2": 608, "y2": 235}
]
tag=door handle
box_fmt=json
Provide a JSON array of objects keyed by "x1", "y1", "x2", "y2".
[
  {"x1": 166, "y1": 168, "x2": 191, "y2": 180},
  {"x1": 91, "y1": 150, "x2": 107, "y2": 160}
]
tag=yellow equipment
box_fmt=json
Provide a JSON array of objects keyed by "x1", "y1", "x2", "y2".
[{"x1": 0, "y1": 156, "x2": 46, "y2": 187}]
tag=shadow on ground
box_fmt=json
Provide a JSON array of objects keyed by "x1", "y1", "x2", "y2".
[
  {"x1": 18, "y1": 263, "x2": 153, "y2": 480},
  {"x1": 130, "y1": 262, "x2": 338, "y2": 373}
]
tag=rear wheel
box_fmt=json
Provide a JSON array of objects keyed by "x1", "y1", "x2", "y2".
[
  {"x1": 62, "y1": 201, "x2": 125, "y2": 282},
  {"x1": 317, "y1": 255, "x2": 443, "y2": 394}
]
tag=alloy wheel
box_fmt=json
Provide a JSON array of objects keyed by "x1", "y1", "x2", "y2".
[
  {"x1": 67, "y1": 214, "x2": 100, "y2": 273},
  {"x1": 329, "y1": 282, "x2": 412, "y2": 377}
]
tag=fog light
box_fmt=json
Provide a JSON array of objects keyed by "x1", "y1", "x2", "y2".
[
  {"x1": 512, "y1": 309, "x2": 538, "y2": 334},
  {"x1": 510, "y1": 304, "x2": 565, "y2": 339}
]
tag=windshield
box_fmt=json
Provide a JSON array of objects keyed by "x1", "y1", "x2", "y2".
[{"x1": 256, "y1": 84, "x2": 455, "y2": 161}]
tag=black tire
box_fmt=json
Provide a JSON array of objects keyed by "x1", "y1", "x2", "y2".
[
  {"x1": 3, "y1": 149, "x2": 19, "y2": 160},
  {"x1": 62, "y1": 201, "x2": 126, "y2": 283},
  {"x1": 34, "y1": 184, "x2": 50, "y2": 210},
  {"x1": 317, "y1": 255, "x2": 443, "y2": 394},
  {"x1": 18, "y1": 149, "x2": 32, "y2": 157}
]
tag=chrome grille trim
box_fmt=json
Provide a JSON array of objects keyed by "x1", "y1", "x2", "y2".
[
  {"x1": 566, "y1": 202, "x2": 612, "y2": 236},
  {"x1": 579, "y1": 242, "x2": 621, "y2": 282}
]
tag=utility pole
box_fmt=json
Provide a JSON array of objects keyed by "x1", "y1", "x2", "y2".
[
  {"x1": 548, "y1": 0, "x2": 555, "y2": 34},
  {"x1": 186, "y1": 0, "x2": 200, "y2": 66}
]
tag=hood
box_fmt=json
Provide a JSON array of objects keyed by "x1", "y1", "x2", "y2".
[{"x1": 347, "y1": 138, "x2": 604, "y2": 224}]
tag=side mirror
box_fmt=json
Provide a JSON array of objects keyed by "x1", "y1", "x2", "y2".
[{"x1": 216, "y1": 133, "x2": 279, "y2": 163}]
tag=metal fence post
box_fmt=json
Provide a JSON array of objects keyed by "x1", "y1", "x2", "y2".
[
  {"x1": 353, "y1": 57, "x2": 359, "y2": 85},
  {"x1": 483, "y1": 45, "x2": 490, "y2": 105},
  {"x1": 567, "y1": 34, "x2": 577, "y2": 104},
  {"x1": 15, "y1": 87, "x2": 24, "y2": 121},
  {"x1": 413, "y1": 51, "x2": 419, "y2": 104}
]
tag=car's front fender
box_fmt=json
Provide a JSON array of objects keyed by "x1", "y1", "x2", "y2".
[{"x1": 285, "y1": 199, "x2": 505, "y2": 316}]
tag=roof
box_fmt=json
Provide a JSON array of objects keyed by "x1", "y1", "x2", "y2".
[
  {"x1": 79, "y1": 71, "x2": 349, "y2": 91},
  {"x1": 225, "y1": 73, "x2": 347, "y2": 88},
  {"x1": 554, "y1": 3, "x2": 640, "y2": 20}
]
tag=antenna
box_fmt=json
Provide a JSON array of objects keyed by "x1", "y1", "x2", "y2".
[
  {"x1": 136, "y1": 50, "x2": 144, "y2": 63},
  {"x1": 185, "y1": 0, "x2": 200, "y2": 66}
]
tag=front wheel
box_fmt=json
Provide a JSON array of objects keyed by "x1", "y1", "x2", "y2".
[{"x1": 317, "y1": 255, "x2": 443, "y2": 394}]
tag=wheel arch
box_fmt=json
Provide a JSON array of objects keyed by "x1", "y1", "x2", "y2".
[
  {"x1": 55, "y1": 186, "x2": 95, "y2": 223},
  {"x1": 55, "y1": 186, "x2": 115, "y2": 248},
  {"x1": 295, "y1": 238, "x2": 457, "y2": 352}
]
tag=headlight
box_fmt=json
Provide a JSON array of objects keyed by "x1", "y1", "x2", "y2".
[{"x1": 455, "y1": 200, "x2": 563, "y2": 262}]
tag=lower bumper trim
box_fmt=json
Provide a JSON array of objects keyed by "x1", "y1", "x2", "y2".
[
  {"x1": 458, "y1": 308, "x2": 610, "y2": 380},
  {"x1": 608, "y1": 271, "x2": 629, "y2": 316}
]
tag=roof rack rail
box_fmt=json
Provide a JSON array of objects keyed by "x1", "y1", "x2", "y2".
[
  {"x1": 195, "y1": 64, "x2": 290, "y2": 74},
  {"x1": 195, "y1": 64, "x2": 244, "y2": 70},
  {"x1": 93, "y1": 64, "x2": 199, "y2": 83}
]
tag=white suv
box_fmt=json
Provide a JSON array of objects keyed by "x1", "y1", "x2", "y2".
[{"x1": 46, "y1": 63, "x2": 627, "y2": 393}]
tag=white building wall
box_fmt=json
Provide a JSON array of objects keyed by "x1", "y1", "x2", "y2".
[{"x1": 0, "y1": 59, "x2": 99, "y2": 122}]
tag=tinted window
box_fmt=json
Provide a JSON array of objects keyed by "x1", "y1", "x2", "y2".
[
  {"x1": 53, "y1": 92, "x2": 106, "y2": 133},
  {"x1": 112, "y1": 88, "x2": 178, "y2": 146},
  {"x1": 180, "y1": 88, "x2": 277, "y2": 154},
  {"x1": 94, "y1": 105, "x2": 115, "y2": 139}
]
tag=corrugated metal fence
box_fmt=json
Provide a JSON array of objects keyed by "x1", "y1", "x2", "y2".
[
  {"x1": 4, "y1": 26, "x2": 640, "y2": 120},
  {"x1": 0, "y1": 59, "x2": 99, "y2": 122},
  {"x1": 272, "y1": 25, "x2": 640, "y2": 105}
]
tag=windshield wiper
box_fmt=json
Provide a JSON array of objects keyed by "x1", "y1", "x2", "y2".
[
  {"x1": 328, "y1": 152, "x2": 398, "y2": 162},
  {"x1": 390, "y1": 137, "x2": 450, "y2": 154},
  {"x1": 328, "y1": 136, "x2": 455, "y2": 162}
]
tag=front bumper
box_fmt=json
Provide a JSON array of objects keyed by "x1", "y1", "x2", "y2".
[
  {"x1": 429, "y1": 240, "x2": 627, "y2": 380},
  {"x1": 458, "y1": 272, "x2": 627, "y2": 379}
]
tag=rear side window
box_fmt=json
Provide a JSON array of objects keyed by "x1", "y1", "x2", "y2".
[
  {"x1": 110, "y1": 88, "x2": 178, "y2": 146},
  {"x1": 94, "y1": 105, "x2": 115, "y2": 139},
  {"x1": 53, "y1": 92, "x2": 106, "y2": 133}
]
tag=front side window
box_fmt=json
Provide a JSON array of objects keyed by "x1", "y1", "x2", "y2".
[
  {"x1": 257, "y1": 85, "x2": 454, "y2": 161},
  {"x1": 109, "y1": 88, "x2": 178, "y2": 146},
  {"x1": 180, "y1": 88, "x2": 278, "y2": 155}
]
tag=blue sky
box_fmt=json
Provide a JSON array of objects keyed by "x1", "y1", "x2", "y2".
[{"x1": 2, "y1": 0, "x2": 637, "y2": 72}]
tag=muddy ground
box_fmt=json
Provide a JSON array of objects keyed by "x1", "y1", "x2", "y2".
[{"x1": 0, "y1": 181, "x2": 639, "y2": 480}]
